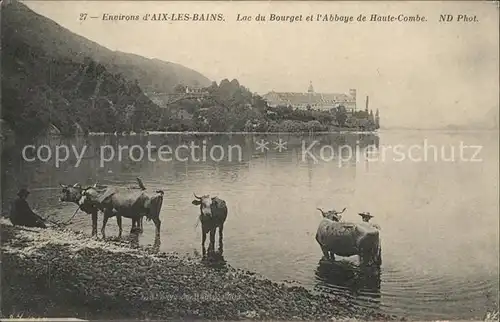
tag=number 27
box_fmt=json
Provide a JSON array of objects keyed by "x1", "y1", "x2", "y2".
[{"x1": 79, "y1": 13, "x2": 87, "y2": 21}]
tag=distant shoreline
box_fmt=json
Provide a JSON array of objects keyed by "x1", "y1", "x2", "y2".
[
  {"x1": 5, "y1": 128, "x2": 500, "y2": 142},
  {"x1": 88, "y1": 130, "x2": 379, "y2": 136}
]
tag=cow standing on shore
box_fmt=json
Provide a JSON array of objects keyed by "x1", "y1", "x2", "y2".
[
  {"x1": 60, "y1": 182, "x2": 147, "y2": 236},
  {"x1": 80, "y1": 186, "x2": 164, "y2": 240},
  {"x1": 191, "y1": 193, "x2": 228, "y2": 259}
]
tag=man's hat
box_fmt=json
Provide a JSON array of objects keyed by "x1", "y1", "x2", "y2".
[
  {"x1": 358, "y1": 212, "x2": 374, "y2": 220},
  {"x1": 17, "y1": 188, "x2": 30, "y2": 197}
]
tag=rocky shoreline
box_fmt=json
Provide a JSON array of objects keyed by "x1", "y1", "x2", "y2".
[{"x1": 1, "y1": 220, "x2": 398, "y2": 320}]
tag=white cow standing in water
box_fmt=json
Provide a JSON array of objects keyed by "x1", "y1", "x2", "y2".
[{"x1": 315, "y1": 208, "x2": 381, "y2": 266}]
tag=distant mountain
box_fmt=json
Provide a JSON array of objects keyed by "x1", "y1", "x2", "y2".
[
  {"x1": 1, "y1": 0, "x2": 210, "y2": 136},
  {"x1": 108, "y1": 53, "x2": 212, "y2": 94},
  {"x1": 3, "y1": 0, "x2": 211, "y2": 94}
]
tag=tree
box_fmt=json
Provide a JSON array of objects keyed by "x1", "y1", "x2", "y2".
[
  {"x1": 306, "y1": 120, "x2": 324, "y2": 132},
  {"x1": 335, "y1": 105, "x2": 348, "y2": 127},
  {"x1": 206, "y1": 81, "x2": 218, "y2": 94},
  {"x1": 201, "y1": 106, "x2": 229, "y2": 132},
  {"x1": 252, "y1": 94, "x2": 268, "y2": 112}
]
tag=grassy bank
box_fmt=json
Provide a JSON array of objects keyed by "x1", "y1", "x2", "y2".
[{"x1": 1, "y1": 220, "x2": 397, "y2": 320}]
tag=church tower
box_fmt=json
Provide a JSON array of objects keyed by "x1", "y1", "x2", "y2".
[
  {"x1": 308, "y1": 81, "x2": 314, "y2": 93},
  {"x1": 307, "y1": 81, "x2": 314, "y2": 109},
  {"x1": 349, "y1": 89, "x2": 357, "y2": 111}
]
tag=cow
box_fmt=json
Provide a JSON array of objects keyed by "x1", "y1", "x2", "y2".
[
  {"x1": 79, "y1": 186, "x2": 164, "y2": 240},
  {"x1": 191, "y1": 193, "x2": 228, "y2": 259},
  {"x1": 315, "y1": 207, "x2": 381, "y2": 266},
  {"x1": 59, "y1": 183, "x2": 143, "y2": 236}
]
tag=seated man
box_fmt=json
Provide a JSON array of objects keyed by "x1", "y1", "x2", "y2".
[{"x1": 9, "y1": 188, "x2": 47, "y2": 228}]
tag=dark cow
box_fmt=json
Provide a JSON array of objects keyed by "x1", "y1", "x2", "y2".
[
  {"x1": 59, "y1": 183, "x2": 102, "y2": 236},
  {"x1": 80, "y1": 186, "x2": 164, "y2": 239},
  {"x1": 315, "y1": 207, "x2": 381, "y2": 266},
  {"x1": 191, "y1": 193, "x2": 228, "y2": 259},
  {"x1": 60, "y1": 183, "x2": 144, "y2": 236}
]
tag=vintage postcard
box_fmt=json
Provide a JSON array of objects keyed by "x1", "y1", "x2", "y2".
[{"x1": 1, "y1": 0, "x2": 498, "y2": 321}]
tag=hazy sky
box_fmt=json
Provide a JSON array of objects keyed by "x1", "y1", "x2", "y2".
[{"x1": 24, "y1": 1, "x2": 499, "y2": 128}]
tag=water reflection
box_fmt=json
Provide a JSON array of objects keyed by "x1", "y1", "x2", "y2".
[
  {"x1": 115, "y1": 225, "x2": 226, "y2": 266},
  {"x1": 128, "y1": 230, "x2": 140, "y2": 248},
  {"x1": 202, "y1": 252, "x2": 228, "y2": 269},
  {"x1": 314, "y1": 259, "x2": 382, "y2": 309},
  {"x1": 126, "y1": 229, "x2": 160, "y2": 253}
]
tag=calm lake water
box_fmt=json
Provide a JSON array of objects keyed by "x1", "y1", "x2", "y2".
[{"x1": 2, "y1": 130, "x2": 499, "y2": 319}]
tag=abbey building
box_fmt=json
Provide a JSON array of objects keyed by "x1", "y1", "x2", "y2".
[{"x1": 262, "y1": 82, "x2": 357, "y2": 112}]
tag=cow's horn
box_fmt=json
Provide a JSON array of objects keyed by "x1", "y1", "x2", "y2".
[
  {"x1": 73, "y1": 183, "x2": 81, "y2": 188},
  {"x1": 316, "y1": 208, "x2": 325, "y2": 216},
  {"x1": 193, "y1": 193, "x2": 201, "y2": 199},
  {"x1": 340, "y1": 207, "x2": 347, "y2": 214}
]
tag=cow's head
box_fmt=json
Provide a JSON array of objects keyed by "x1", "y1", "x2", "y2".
[
  {"x1": 59, "y1": 183, "x2": 84, "y2": 203},
  {"x1": 60, "y1": 183, "x2": 100, "y2": 206},
  {"x1": 192, "y1": 193, "x2": 217, "y2": 217},
  {"x1": 317, "y1": 207, "x2": 347, "y2": 222},
  {"x1": 78, "y1": 186, "x2": 99, "y2": 206}
]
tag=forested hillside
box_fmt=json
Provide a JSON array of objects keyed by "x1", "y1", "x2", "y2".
[{"x1": 0, "y1": 0, "x2": 210, "y2": 136}]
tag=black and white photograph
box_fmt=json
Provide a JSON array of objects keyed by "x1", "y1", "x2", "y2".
[{"x1": 1, "y1": 0, "x2": 499, "y2": 320}]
